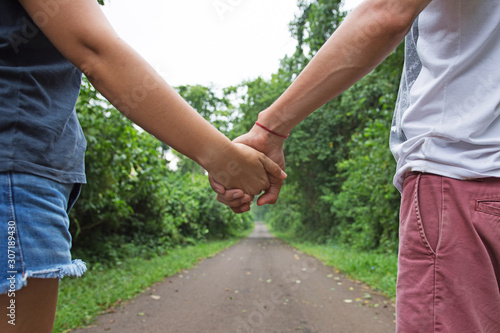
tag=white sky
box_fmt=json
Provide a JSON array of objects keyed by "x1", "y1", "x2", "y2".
[{"x1": 101, "y1": 0, "x2": 363, "y2": 88}]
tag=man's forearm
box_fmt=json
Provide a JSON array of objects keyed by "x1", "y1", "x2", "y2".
[{"x1": 257, "y1": 0, "x2": 431, "y2": 134}]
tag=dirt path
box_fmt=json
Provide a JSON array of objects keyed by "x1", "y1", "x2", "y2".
[{"x1": 72, "y1": 222, "x2": 395, "y2": 333}]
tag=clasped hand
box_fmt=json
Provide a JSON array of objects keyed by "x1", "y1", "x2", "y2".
[{"x1": 208, "y1": 125, "x2": 286, "y2": 213}]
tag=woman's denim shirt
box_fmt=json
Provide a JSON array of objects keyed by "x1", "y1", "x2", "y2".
[{"x1": 0, "y1": 1, "x2": 86, "y2": 184}]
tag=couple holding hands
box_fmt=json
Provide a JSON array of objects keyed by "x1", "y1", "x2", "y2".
[{"x1": 3, "y1": 0, "x2": 500, "y2": 332}]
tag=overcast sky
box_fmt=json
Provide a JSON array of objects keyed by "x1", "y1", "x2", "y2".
[{"x1": 101, "y1": 0, "x2": 363, "y2": 88}]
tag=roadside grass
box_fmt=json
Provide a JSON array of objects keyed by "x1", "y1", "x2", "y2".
[
  {"x1": 271, "y1": 229, "x2": 398, "y2": 300},
  {"x1": 54, "y1": 229, "x2": 252, "y2": 333}
]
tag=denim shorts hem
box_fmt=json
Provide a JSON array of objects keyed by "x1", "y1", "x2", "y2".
[
  {"x1": 0, "y1": 259, "x2": 87, "y2": 294},
  {"x1": 27, "y1": 259, "x2": 87, "y2": 280}
]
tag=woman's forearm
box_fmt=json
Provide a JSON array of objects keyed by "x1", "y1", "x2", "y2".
[
  {"x1": 17, "y1": 0, "x2": 285, "y2": 194},
  {"x1": 82, "y1": 39, "x2": 233, "y2": 171},
  {"x1": 18, "y1": 0, "x2": 232, "y2": 170}
]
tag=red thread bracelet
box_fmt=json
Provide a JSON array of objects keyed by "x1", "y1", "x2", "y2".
[{"x1": 255, "y1": 122, "x2": 289, "y2": 139}]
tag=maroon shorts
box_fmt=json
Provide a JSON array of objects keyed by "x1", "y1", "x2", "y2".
[{"x1": 397, "y1": 173, "x2": 500, "y2": 333}]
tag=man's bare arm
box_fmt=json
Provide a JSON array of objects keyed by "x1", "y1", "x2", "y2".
[
  {"x1": 212, "y1": 0, "x2": 432, "y2": 210},
  {"x1": 257, "y1": 0, "x2": 431, "y2": 133}
]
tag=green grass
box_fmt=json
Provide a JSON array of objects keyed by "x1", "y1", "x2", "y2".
[
  {"x1": 54, "y1": 232, "x2": 250, "y2": 333},
  {"x1": 271, "y1": 229, "x2": 398, "y2": 300}
]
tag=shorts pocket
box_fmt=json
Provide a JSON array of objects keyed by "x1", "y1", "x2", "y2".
[
  {"x1": 416, "y1": 174, "x2": 442, "y2": 254},
  {"x1": 476, "y1": 199, "x2": 500, "y2": 218}
]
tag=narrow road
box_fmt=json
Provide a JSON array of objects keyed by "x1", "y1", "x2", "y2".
[{"x1": 72, "y1": 222, "x2": 395, "y2": 333}]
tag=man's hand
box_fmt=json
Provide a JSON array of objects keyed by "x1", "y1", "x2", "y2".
[
  {"x1": 209, "y1": 122, "x2": 286, "y2": 213},
  {"x1": 207, "y1": 141, "x2": 287, "y2": 199}
]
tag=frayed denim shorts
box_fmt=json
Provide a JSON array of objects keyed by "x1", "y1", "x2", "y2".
[{"x1": 0, "y1": 172, "x2": 86, "y2": 294}]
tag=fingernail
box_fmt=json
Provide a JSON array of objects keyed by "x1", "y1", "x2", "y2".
[
  {"x1": 281, "y1": 170, "x2": 288, "y2": 178},
  {"x1": 233, "y1": 192, "x2": 243, "y2": 199}
]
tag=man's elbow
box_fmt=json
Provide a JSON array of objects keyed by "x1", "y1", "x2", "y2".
[{"x1": 364, "y1": 0, "x2": 430, "y2": 36}]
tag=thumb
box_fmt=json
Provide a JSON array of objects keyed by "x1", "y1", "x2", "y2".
[
  {"x1": 208, "y1": 175, "x2": 226, "y2": 195},
  {"x1": 257, "y1": 178, "x2": 282, "y2": 206},
  {"x1": 261, "y1": 155, "x2": 287, "y2": 180}
]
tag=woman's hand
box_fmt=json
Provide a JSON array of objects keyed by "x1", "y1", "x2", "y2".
[
  {"x1": 206, "y1": 142, "x2": 286, "y2": 199},
  {"x1": 209, "y1": 123, "x2": 286, "y2": 213}
]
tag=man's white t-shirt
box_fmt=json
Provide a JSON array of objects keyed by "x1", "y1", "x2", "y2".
[{"x1": 390, "y1": 0, "x2": 500, "y2": 191}]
